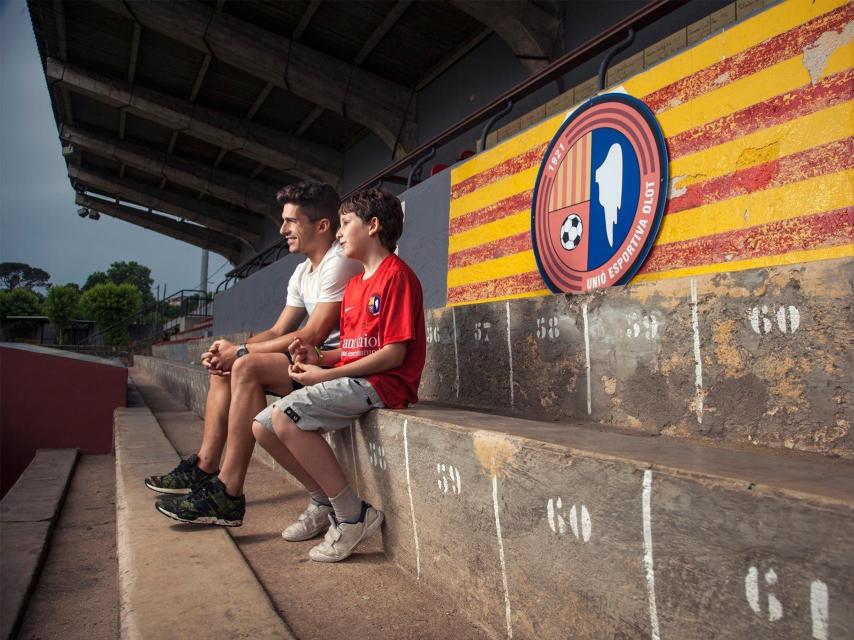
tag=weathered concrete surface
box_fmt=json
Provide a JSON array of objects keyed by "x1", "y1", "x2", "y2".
[
  {"x1": 0, "y1": 449, "x2": 78, "y2": 640},
  {"x1": 113, "y1": 405, "x2": 293, "y2": 640},
  {"x1": 16, "y1": 455, "x2": 118, "y2": 640},
  {"x1": 135, "y1": 356, "x2": 854, "y2": 638},
  {"x1": 129, "y1": 370, "x2": 489, "y2": 640},
  {"x1": 350, "y1": 406, "x2": 854, "y2": 640},
  {"x1": 421, "y1": 257, "x2": 854, "y2": 458}
]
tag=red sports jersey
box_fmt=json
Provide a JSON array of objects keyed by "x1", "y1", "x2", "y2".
[{"x1": 337, "y1": 253, "x2": 426, "y2": 408}]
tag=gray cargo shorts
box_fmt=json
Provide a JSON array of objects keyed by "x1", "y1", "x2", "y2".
[{"x1": 254, "y1": 376, "x2": 384, "y2": 433}]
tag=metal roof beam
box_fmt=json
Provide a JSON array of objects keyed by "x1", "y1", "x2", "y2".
[
  {"x1": 47, "y1": 59, "x2": 342, "y2": 186},
  {"x1": 449, "y1": 0, "x2": 562, "y2": 74},
  {"x1": 60, "y1": 124, "x2": 282, "y2": 223},
  {"x1": 76, "y1": 194, "x2": 242, "y2": 264},
  {"x1": 67, "y1": 164, "x2": 263, "y2": 250},
  {"x1": 354, "y1": 0, "x2": 413, "y2": 66},
  {"x1": 90, "y1": 0, "x2": 416, "y2": 152}
]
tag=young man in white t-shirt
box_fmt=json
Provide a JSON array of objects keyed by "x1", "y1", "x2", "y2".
[{"x1": 147, "y1": 182, "x2": 362, "y2": 527}]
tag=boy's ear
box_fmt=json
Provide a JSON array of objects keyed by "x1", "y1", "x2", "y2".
[{"x1": 368, "y1": 216, "x2": 381, "y2": 236}]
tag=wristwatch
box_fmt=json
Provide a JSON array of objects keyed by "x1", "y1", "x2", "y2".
[{"x1": 236, "y1": 344, "x2": 249, "y2": 358}]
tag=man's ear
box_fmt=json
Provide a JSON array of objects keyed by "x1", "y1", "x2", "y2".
[{"x1": 316, "y1": 218, "x2": 331, "y2": 234}]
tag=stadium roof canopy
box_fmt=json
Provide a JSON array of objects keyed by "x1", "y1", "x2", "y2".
[{"x1": 28, "y1": 0, "x2": 563, "y2": 264}]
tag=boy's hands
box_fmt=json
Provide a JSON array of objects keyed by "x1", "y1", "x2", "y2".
[
  {"x1": 288, "y1": 337, "x2": 319, "y2": 366},
  {"x1": 288, "y1": 361, "x2": 330, "y2": 386}
]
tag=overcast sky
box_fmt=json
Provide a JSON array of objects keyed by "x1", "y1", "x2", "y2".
[{"x1": 0, "y1": 0, "x2": 231, "y2": 294}]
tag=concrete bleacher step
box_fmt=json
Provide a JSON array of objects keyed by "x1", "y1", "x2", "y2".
[
  {"x1": 128, "y1": 370, "x2": 489, "y2": 639},
  {"x1": 135, "y1": 354, "x2": 854, "y2": 639},
  {"x1": 0, "y1": 448, "x2": 79, "y2": 640},
  {"x1": 113, "y1": 392, "x2": 294, "y2": 639}
]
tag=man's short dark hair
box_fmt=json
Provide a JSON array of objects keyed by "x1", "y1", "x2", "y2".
[
  {"x1": 276, "y1": 182, "x2": 341, "y2": 232},
  {"x1": 340, "y1": 189, "x2": 404, "y2": 253}
]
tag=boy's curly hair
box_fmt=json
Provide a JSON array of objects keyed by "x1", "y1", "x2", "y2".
[
  {"x1": 275, "y1": 182, "x2": 341, "y2": 232},
  {"x1": 339, "y1": 189, "x2": 404, "y2": 253}
]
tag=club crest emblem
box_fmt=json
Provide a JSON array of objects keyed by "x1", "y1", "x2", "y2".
[
  {"x1": 367, "y1": 293, "x2": 381, "y2": 316},
  {"x1": 530, "y1": 93, "x2": 668, "y2": 293}
]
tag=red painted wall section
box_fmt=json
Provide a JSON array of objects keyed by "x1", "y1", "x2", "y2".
[{"x1": 0, "y1": 344, "x2": 126, "y2": 496}]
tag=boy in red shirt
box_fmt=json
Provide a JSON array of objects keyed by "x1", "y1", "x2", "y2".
[{"x1": 252, "y1": 188, "x2": 426, "y2": 562}]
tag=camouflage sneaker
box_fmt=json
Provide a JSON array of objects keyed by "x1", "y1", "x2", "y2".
[
  {"x1": 144, "y1": 454, "x2": 216, "y2": 495},
  {"x1": 154, "y1": 477, "x2": 245, "y2": 527}
]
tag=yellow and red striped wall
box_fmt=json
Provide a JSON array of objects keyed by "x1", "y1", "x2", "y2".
[{"x1": 447, "y1": 0, "x2": 854, "y2": 306}]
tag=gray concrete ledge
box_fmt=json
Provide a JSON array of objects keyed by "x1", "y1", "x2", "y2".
[
  {"x1": 135, "y1": 355, "x2": 854, "y2": 638},
  {"x1": 114, "y1": 396, "x2": 293, "y2": 639},
  {"x1": 0, "y1": 449, "x2": 79, "y2": 640}
]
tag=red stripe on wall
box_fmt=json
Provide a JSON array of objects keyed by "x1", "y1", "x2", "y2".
[
  {"x1": 645, "y1": 5, "x2": 854, "y2": 113},
  {"x1": 640, "y1": 207, "x2": 854, "y2": 273},
  {"x1": 448, "y1": 270, "x2": 545, "y2": 304},
  {"x1": 668, "y1": 69, "x2": 854, "y2": 159},
  {"x1": 668, "y1": 137, "x2": 854, "y2": 215},
  {"x1": 448, "y1": 232, "x2": 532, "y2": 270},
  {"x1": 451, "y1": 144, "x2": 548, "y2": 200},
  {"x1": 450, "y1": 190, "x2": 533, "y2": 236}
]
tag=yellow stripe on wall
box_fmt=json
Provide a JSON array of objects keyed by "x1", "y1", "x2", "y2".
[
  {"x1": 670, "y1": 102, "x2": 853, "y2": 190},
  {"x1": 448, "y1": 288, "x2": 552, "y2": 307},
  {"x1": 658, "y1": 169, "x2": 854, "y2": 245},
  {"x1": 447, "y1": 250, "x2": 539, "y2": 289},
  {"x1": 450, "y1": 166, "x2": 539, "y2": 219},
  {"x1": 655, "y1": 56, "x2": 812, "y2": 138},
  {"x1": 623, "y1": 0, "x2": 849, "y2": 98},
  {"x1": 448, "y1": 210, "x2": 529, "y2": 254},
  {"x1": 635, "y1": 244, "x2": 854, "y2": 283}
]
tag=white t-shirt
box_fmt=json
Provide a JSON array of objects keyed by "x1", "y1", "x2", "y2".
[{"x1": 286, "y1": 241, "x2": 363, "y2": 349}]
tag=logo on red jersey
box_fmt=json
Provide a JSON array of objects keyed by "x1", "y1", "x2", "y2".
[{"x1": 367, "y1": 293, "x2": 381, "y2": 316}]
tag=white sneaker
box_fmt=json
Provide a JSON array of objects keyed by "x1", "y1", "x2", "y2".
[
  {"x1": 281, "y1": 502, "x2": 333, "y2": 541},
  {"x1": 309, "y1": 503, "x2": 384, "y2": 563}
]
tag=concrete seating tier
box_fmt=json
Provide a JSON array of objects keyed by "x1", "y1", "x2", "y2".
[
  {"x1": 0, "y1": 449, "x2": 79, "y2": 640},
  {"x1": 133, "y1": 354, "x2": 854, "y2": 639},
  {"x1": 421, "y1": 257, "x2": 853, "y2": 459}
]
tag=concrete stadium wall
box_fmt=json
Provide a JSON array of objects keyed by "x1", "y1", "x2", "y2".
[
  {"x1": 132, "y1": 353, "x2": 854, "y2": 639},
  {"x1": 446, "y1": 0, "x2": 853, "y2": 306},
  {"x1": 0, "y1": 344, "x2": 125, "y2": 495},
  {"x1": 421, "y1": 257, "x2": 854, "y2": 459}
]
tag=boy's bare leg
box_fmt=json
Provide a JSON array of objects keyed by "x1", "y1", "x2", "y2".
[
  {"x1": 196, "y1": 373, "x2": 231, "y2": 473},
  {"x1": 270, "y1": 408, "x2": 348, "y2": 498},
  {"x1": 217, "y1": 353, "x2": 296, "y2": 496},
  {"x1": 252, "y1": 421, "x2": 321, "y2": 491}
]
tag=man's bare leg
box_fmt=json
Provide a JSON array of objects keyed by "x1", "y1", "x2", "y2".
[
  {"x1": 217, "y1": 353, "x2": 297, "y2": 496},
  {"x1": 196, "y1": 373, "x2": 231, "y2": 473}
]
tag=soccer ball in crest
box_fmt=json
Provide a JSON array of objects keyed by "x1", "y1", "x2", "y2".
[{"x1": 560, "y1": 214, "x2": 583, "y2": 251}]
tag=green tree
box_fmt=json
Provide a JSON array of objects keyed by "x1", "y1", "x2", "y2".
[
  {"x1": 106, "y1": 261, "x2": 155, "y2": 308},
  {"x1": 0, "y1": 262, "x2": 51, "y2": 291},
  {"x1": 0, "y1": 288, "x2": 43, "y2": 340},
  {"x1": 44, "y1": 284, "x2": 80, "y2": 344},
  {"x1": 80, "y1": 283, "x2": 142, "y2": 346},
  {"x1": 82, "y1": 271, "x2": 109, "y2": 291}
]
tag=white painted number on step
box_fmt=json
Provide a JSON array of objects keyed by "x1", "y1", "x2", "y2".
[
  {"x1": 426, "y1": 325, "x2": 441, "y2": 344},
  {"x1": 626, "y1": 312, "x2": 659, "y2": 340},
  {"x1": 368, "y1": 441, "x2": 387, "y2": 470},
  {"x1": 547, "y1": 497, "x2": 591, "y2": 542},
  {"x1": 811, "y1": 580, "x2": 829, "y2": 640},
  {"x1": 536, "y1": 316, "x2": 560, "y2": 340},
  {"x1": 745, "y1": 566, "x2": 783, "y2": 622},
  {"x1": 436, "y1": 463, "x2": 462, "y2": 495},
  {"x1": 474, "y1": 321, "x2": 492, "y2": 343},
  {"x1": 749, "y1": 305, "x2": 800, "y2": 335}
]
